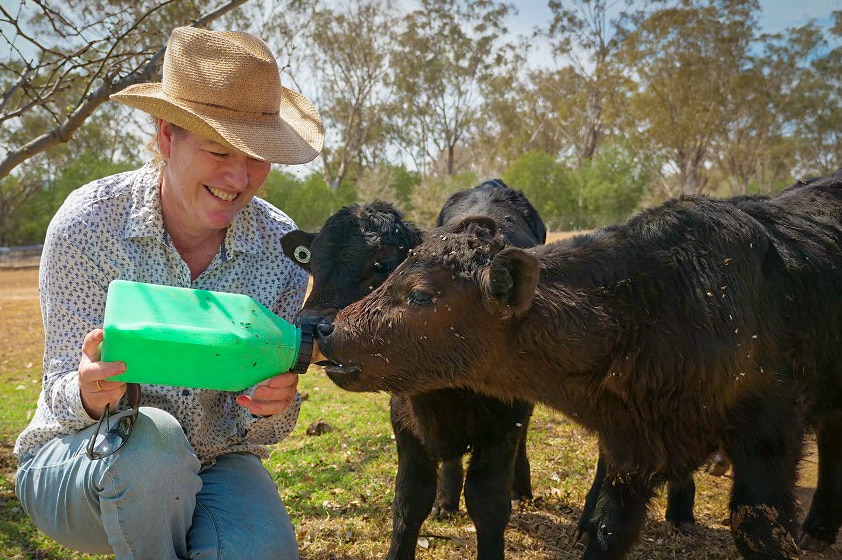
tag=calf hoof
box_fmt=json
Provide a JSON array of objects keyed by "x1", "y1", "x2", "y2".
[
  {"x1": 572, "y1": 519, "x2": 592, "y2": 547},
  {"x1": 798, "y1": 531, "x2": 831, "y2": 552},
  {"x1": 572, "y1": 527, "x2": 590, "y2": 547},
  {"x1": 731, "y1": 505, "x2": 800, "y2": 560},
  {"x1": 665, "y1": 509, "x2": 695, "y2": 530},
  {"x1": 430, "y1": 504, "x2": 457, "y2": 520},
  {"x1": 511, "y1": 491, "x2": 533, "y2": 507},
  {"x1": 670, "y1": 520, "x2": 696, "y2": 534},
  {"x1": 707, "y1": 452, "x2": 731, "y2": 477}
]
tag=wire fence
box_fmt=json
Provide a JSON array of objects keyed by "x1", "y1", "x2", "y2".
[{"x1": 0, "y1": 245, "x2": 43, "y2": 269}]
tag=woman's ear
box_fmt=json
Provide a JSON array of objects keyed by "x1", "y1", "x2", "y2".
[{"x1": 157, "y1": 119, "x2": 174, "y2": 159}]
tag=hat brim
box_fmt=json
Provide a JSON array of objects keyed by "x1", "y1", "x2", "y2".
[{"x1": 111, "y1": 83, "x2": 324, "y2": 165}]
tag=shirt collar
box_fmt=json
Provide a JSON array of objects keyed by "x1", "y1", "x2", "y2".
[{"x1": 124, "y1": 161, "x2": 264, "y2": 255}]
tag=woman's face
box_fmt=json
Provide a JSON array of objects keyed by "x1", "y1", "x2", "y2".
[{"x1": 157, "y1": 120, "x2": 272, "y2": 234}]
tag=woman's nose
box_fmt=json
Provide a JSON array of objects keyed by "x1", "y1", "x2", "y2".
[{"x1": 224, "y1": 156, "x2": 249, "y2": 189}]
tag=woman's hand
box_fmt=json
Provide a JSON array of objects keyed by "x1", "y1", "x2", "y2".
[
  {"x1": 78, "y1": 329, "x2": 128, "y2": 420},
  {"x1": 236, "y1": 373, "x2": 299, "y2": 417}
]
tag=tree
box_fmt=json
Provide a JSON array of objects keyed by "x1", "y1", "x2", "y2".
[
  {"x1": 0, "y1": 0, "x2": 253, "y2": 181},
  {"x1": 301, "y1": 0, "x2": 397, "y2": 189},
  {"x1": 618, "y1": 0, "x2": 760, "y2": 195},
  {"x1": 502, "y1": 150, "x2": 576, "y2": 230},
  {"x1": 786, "y1": 12, "x2": 842, "y2": 176},
  {"x1": 472, "y1": 64, "x2": 554, "y2": 174},
  {"x1": 0, "y1": 0, "x2": 254, "y2": 244},
  {"x1": 406, "y1": 172, "x2": 477, "y2": 228},
  {"x1": 577, "y1": 141, "x2": 651, "y2": 227},
  {"x1": 537, "y1": 0, "x2": 634, "y2": 167},
  {"x1": 353, "y1": 163, "x2": 420, "y2": 210},
  {"x1": 387, "y1": 0, "x2": 515, "y2": 178},
  {"x1": 262, "y1": 169, "x2": 355, "y2": 232},
  {"x1": 8, "y1": 151, "x2": 136, "y2": 245}
]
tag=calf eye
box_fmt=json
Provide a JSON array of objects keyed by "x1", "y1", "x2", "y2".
[{"x1": 407, "y1": 289, "x2": 434, "y2": 306}]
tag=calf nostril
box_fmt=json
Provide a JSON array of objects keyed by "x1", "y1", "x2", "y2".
[
  {"x1": 316, "y1": 323, "x2": 335, "y2": 338},
  {"x1": 296, "y1": 312, "x2": 326, "y2": 336}
]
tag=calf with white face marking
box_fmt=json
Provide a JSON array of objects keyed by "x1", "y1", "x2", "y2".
[
  {"x1": 317, "y1": 170, "x2": 842, "y2": 560},
  {"x1": 282, "y1": 181, "x2": 544, "y2": 560}
]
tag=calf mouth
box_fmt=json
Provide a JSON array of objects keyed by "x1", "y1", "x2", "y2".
[
  {"x1": 315, "y1": 359, "x2": 366, "y2": 391},
  {"x1": 315, "y1": 359, "x2": 361, "y2": 375}
]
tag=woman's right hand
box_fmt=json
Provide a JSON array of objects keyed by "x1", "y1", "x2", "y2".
[{"x1": 78, "y1": 329, "x2": 127, "y2": 420}]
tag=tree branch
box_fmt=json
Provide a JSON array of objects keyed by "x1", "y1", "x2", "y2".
[{"x1": 0, "y1": 0, "x2": 252, "y2": 182}]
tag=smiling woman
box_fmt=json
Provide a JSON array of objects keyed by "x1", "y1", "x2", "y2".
[{"x1": 12, "y1": 26, "x2": 325, "y2": 560}]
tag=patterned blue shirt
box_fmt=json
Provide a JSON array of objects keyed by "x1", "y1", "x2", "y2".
[{"x1": 14, "y1": 162, "x2": 309, "y2": 467}]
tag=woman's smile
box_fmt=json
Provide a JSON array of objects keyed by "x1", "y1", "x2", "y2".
[{"x1": 206, "y1": 185, "x2": 237, "y2": 202}]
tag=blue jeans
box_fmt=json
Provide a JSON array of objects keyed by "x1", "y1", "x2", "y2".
[{"x1": 15, "y1": 407, "x2": 299, "y2": 559}]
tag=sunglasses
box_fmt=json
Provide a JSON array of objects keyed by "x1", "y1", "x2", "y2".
[{"x1": 86, "y1": 383, "x2": 141, "y2": 460}]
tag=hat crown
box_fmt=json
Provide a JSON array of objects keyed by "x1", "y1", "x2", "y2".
[
  {"x1": 110, "y1": 26, "x2": 324, "y2": 164},
  {"x1": 161, "y1": 27, "x2": 281, "y2": 118}
]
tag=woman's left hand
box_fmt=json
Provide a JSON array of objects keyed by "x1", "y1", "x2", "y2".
[{"x1": 236, "y1": 373, "x2": 299, "y2": 417}]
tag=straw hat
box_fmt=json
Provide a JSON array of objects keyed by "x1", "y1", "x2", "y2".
[{"x1": 111, "y1": 27, "x2": 324, "y2": 164}]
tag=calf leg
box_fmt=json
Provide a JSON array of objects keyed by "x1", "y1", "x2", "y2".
[
  {"x1": 431, "y1": 459, "x2": 463, "y2": 518},
  {"x1": 665, "y1": 474, "x2": 696, "y2": 530},
  {"x1": 463, "y1": 436, "x2": 520, "y2": 560},
  {"x1": 799, "y1": 414, "x2": 842, "y2": 551},
  {"x1": 581, "y1": 470, "x2": 656, "y2": 560},
  {"x1": 578, "y1": 449, "x2": 694, "y2": 547},
  {"x1": 576, "y1": 452, "x2": 608, "y2": 545},
  {"x1": 726, "y1": 407, "x2": 802, "y2": 560},
  {"x1": 387, "y1": 425, "x2": 437, "y2": 560},
  {"x1": 511, "y1": 412, "x2": 533, "y2": 504}
]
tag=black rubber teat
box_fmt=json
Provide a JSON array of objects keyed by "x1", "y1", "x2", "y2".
[{"x1": 291, "y1": 328, "x2": 314, "y2": 374}]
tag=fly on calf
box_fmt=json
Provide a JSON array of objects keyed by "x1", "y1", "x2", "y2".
[{"x1": 316, "y1": 170, "x2": 842, "y2": 560}]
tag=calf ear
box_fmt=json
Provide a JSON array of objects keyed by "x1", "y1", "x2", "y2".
[
  {"x1": 281, "y1": 230, "x2": 317, "y2": 272},
  {"x1": 482, "y1": 247, "x2": 540, "y2": 319}
]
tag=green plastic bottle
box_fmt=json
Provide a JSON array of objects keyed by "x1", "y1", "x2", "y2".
[{"x1": 101, "y1": 280, "x2": 313, "y2": 391}]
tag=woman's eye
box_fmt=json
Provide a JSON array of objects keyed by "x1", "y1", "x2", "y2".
[{"x1": 407, "y1": 289, "x2": 434, "y2": 306}]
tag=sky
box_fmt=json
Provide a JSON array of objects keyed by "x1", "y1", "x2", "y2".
[
  {"x1": 3, "y1": 1, "x2": 838, "y2": 62},
  {"x1": 508, "y1": 0, "x2": 841, "y2": 69},
  {"x1": 511, "y1": 0, "x2": 841, "y2": 37}
]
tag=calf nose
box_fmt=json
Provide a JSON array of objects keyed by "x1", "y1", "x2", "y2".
[
  {"x1": 295, "y1": 309, "x2": 333, "y2": 337},
  {"x1": 316, "y1": 322, "x2": 335, "y2": 338}
]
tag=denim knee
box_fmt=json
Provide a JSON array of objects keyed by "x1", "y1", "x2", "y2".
[
  {"x1": 101, "y1": 406, "x2": 201, "y2": 497},
  {"x1": 188, "y1": 453, "x2": 299, "y2": 560}
]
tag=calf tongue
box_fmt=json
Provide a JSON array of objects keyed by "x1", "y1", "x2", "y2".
[{"x1": 318, "y1": 361, "x2": 362, "y2": 375}]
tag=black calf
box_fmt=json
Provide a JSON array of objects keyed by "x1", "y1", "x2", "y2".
[{"x1": 282, "y1": 181, "x2": 543, "y2": 559}]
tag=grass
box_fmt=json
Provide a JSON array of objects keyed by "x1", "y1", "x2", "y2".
[{"x1": 1, "y1": 267, "x2": 838, "y2": 559}]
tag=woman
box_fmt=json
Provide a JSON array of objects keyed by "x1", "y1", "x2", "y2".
[{"x1": 14, "y1": 26, "x2": 324, "y2": 559}]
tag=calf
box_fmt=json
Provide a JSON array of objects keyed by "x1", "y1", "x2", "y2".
[
  {"x1": 282, "y1": 180, "x2": 544, "y2": 560},
  {"x1": 316, "y1": 170, "x2": 842, "y2": 560}
]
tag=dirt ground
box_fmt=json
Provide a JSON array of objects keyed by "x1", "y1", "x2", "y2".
[
  {"x1": 0, "y1": 267, "x2": 44, "y2": 368},
  {"x1": 1, "y1": 266, "x2": 839, "y2": 559}
]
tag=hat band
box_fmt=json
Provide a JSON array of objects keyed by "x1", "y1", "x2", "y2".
[{"x1": 170, "y1": 93, "x2": 279, "y2": 117}]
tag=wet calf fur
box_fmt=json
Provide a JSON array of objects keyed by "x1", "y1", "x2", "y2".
[
  {"x1": 282, "y1": 181, "x2": 544, "y2": 560},
  {"x1": 317, "y1": 170, "x2": 842, "y2": 560}
]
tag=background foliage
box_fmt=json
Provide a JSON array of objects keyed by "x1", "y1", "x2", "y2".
[{"x1": 2, "y1": 0, "x2": 841, "y2": 245}]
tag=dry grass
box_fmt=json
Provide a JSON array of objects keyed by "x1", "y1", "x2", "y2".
[{"x1": 1, "y1": 257, "x2": 839, "y2": 559}]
